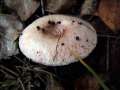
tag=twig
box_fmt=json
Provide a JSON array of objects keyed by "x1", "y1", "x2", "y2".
[
  {"x1": 53, "y1": 34, "x2": 62, "y2": 61},
  {"x1": 40, "y1": 0, "x2": 45, "y2": 16},
  {"x1": 0, "y1": 69, "x2": 15, "y2": 79},
  {"x1": 106, "y1": 37, "x2": 110, "y2": 72},
  {"x1": 13, "y1": 56, "x2": 27, "y2": 65}
]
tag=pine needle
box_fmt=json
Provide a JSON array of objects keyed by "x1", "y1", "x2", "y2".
[{"x1": 70, "y1": 49, "x2": 110, "y2": 90}]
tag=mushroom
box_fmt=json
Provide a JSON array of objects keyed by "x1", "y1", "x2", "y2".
[{"x1": 19, "y1": 15, "x2": 97, "y2": 66}]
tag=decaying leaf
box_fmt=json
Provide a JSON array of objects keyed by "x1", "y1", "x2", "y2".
[
  {"x1": 80, "y1": 0, "x2": 97, "y2": 15},
  {"x1": 45, "y1": 0, "x2": 77, "y2": 13},
  {"x1": 4, "y1": 0, "x2": 40, "y2": 21},
  {"x1": 96, "y1": 0, "x2": 120, "y2": 31},
  {"x1": 45, "y1": 0, "x2": 97, "y2": 14},
  {"x1": 0, "y1": 14, "x2": 23, "y2": 59}
]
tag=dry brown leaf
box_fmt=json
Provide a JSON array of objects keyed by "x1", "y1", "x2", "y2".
[{"x1": 96, "y1": 0, "x2": 120, "y2": 31}]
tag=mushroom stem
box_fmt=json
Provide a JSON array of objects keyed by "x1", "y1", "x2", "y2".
[{"x1": 70, "y1": 50, "x2": 109, "y2": 90}]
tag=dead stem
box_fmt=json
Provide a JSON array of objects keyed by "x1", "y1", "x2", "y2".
[
  {"x1": 0, "y1": 65, "x2": 18, "y2": 77},
  {"x1": 17, "y1": 78, "x2": 25, "y2": 90},
  {"x1": 28, "y1": 81, "x2": 31, "y2": 90}
]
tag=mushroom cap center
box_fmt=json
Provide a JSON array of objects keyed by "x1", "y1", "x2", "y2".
[{"x1": 19, "y1": 15, "x2": 97, "y2": 66}]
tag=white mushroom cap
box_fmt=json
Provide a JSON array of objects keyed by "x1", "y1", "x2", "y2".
[{"x1": 19, "y1": 15, "x2": 97, "y2": 66}]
